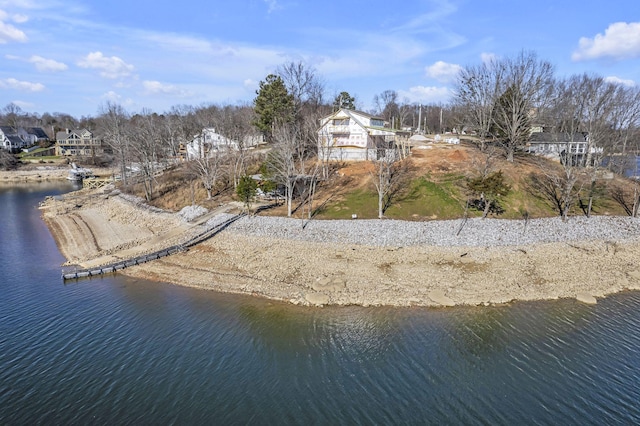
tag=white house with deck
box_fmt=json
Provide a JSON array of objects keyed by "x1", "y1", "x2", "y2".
[
  {"x1": 525, "y1": 131, "x2": 603, "y2": 165},
  {"x1": 184, "y1": 128, "x2": 262, "y2": 160},
  {"x1": 317, "y1": 109, "x2": 398, "y2": 161},
  {"x1": 55, "y1": 129, "x2": 104, "y2": 157}
]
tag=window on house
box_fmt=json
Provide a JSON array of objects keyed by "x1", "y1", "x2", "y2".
[
  {"x1": 333, "y1": 133, "x2": 350, "y2": 146},
  {"x1": 370, "y1": 119, "x2": 384, "y2": 127},
  {"x1": 333, "y1": 119, "x2": 349, "y2": 126}
]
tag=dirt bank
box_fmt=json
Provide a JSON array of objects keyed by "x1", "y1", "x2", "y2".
[{"x1": 40, "y1": 188, "x2": 640, "y2": 307}]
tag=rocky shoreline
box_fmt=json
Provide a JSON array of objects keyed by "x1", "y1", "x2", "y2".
[
  {"x1": 40, "y1": 186, "x2": 640, "y2": 307},
  {"x1": 0, "y1": 167, "x2": 69, "y2": 182},
  {"x1": 0, "y1": 166, "x2": 113, "y2": 183}
]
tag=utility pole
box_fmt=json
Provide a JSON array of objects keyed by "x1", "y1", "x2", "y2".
[{"x1": 418, "y1": 104, "x2": 422, "y2": 133}]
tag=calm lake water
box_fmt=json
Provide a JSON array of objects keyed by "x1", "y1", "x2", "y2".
[{"x1": 1, "y1": 183, "x2": 640, "y2": 425}]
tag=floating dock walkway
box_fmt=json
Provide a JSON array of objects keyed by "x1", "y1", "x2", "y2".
[{"x1": 62, "y1": 213, "x2": 245, "y2": 281}]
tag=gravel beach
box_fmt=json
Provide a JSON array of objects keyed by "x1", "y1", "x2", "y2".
[{"x1": 40, "y1": 188, "x2": 640, "y2": 307}]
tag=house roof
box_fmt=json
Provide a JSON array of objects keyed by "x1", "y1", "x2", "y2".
[
  {"x1": 27, "y1": 127, "x2": 49, "y2": 139},
  {"x1": 318, "y1": 108, "x2": 398, "y2": 137},
  {"x1": 6, "y1": 134, "x2": 23, "y2": 145},
  {"x1": 0, "y1": 125, "x2": 18, "y2": 135},
  {"x1": 56, "y1": 129, "x2": 93, "y2": 140},
  {"x1": 322, "y1": 108, "x2": 384, "y2": 122}
]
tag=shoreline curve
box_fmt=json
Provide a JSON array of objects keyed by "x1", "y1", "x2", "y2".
[{"x1": 39, "y1": 186, "x2": 640, "y2": 307}]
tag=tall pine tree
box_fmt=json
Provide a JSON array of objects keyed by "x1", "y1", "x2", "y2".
[{"x1": 253, "y1": 74, "x2": 294, "y2": 142}]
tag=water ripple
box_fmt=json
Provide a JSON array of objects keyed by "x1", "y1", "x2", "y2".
[{"x1": 3, "y1": 185, "x2": 640, "y2": 424}]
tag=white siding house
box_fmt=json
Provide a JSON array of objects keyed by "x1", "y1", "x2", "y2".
[
  {"x1": 0, "y1": 126, "x2": 50, "y2": 153},
  {"x1": 184, "y1": 128, "x2": 262, "y2": 160},
  {"x1": 0, "y1": 126, "x2": 28, "y2": 152},
  {"x1": 317, "y1": 109, "x2": 398, "y2": 161}
]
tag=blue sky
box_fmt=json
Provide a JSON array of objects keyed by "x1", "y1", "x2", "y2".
[{"x1": 1, "y1": 0, "x2": 639, "y2": 118}]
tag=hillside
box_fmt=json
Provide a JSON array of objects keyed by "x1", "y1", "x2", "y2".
[
  {"x1": 263, "y1": 142, "x2": 631, "y2": 220},
  {"x1": 145, "y1": 141, "x2": 633, "y2": 220}
]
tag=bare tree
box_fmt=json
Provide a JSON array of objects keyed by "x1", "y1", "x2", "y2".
[
  {"x1": 267, "y1": 122, "x2": 302, "y2": 217},
  {"x1": 276, "y1": 60, "x2": 325, "y2": 114},
  {"x1": 549, "y1": 74, "x2": 626, "y2": 216},
  {"x1": 316, "y1": 123, "x2": 336, "y2": 179},
  {"x1": 0, "y1": 149, "x2": 17, "y2": 170},
  {"x1": 397, "y1": 98, "x2": 413, "y2": 130},
  {"x1": 168, "y1": 104, "x2": 200, "y2": 158},
  {"x1": 370, "y1": 143, "x2": 407, "y2": 218},
  {"x1": 2, "y1": 103, "x2": 25, "y2": 130},
  {"x1": 189, "y1": 149, "x2": 226, "y2": 200},
  {"x1": 129, "y1": 110, "x2": 166, "y2": 201},
  {"x1": 161, "y1": 114, "x2": 184, "y2": 160},
  {"x1": 453, "y1": 59, "x2": 504, "y2": 151},
  {"x1": 492, "y1": 52, "x2": 554, "y2": 162},
  {"x1": 610, "y1": 180, "x2": 640, "y2": 217},
  {"x1": 528, "y1": 167, "x2": 584, "y2": 220},
  {"x1": 98, "y1": 102, "x2": 131, "y2": 188},
  {"x1": 609, "y1": 85, "x2": 640, "y2": 156},
  {"x1": 213, "y1": 104, "x2": 257, "y2": 188},
  {"x1": 372, "y1": 90, "x2": 399, "y2": 125}
]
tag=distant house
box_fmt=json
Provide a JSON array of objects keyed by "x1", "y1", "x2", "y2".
[
  {"x1": 0, "y1": 126, "x2": 28, "y2": 153},
  {"x1": 25, "y1": 127, "x2": 50, "y2": 144},
  {"x1": 183, "y1": 128, "x2": 261, "y2": 160},
  {"x1": 317, "y1": 109, "x2": 398, "y2": 161},
  {"x1": 526, "y1": 132, "x2": 603, "y2": 165},
  {"x1": 55, "y1": 129, "x2": 104, "y2": 157}
]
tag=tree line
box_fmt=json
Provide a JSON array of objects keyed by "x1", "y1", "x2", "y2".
[{"x1": 3, "y1": 52, "x2": 640, "y2": 219}]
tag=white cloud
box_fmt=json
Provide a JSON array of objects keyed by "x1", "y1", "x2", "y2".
[
  {"x1": 29, "y1": 55, "x2": 68, "y2": 72},
  {"x1": 101, "y1": 91, "x2": 122, "y2": 101},
  {"x1": 12, "y1": 13, "x2": 28, "y2": 23},
  {"x1": 425, "y1": 61, "x2": 461, "y2": 82},
  {"x1": 0, "y1": 1, "x2": 38, "y2": 8},
  {"x1": 605, "y1": 76, "x2": 636, "y2": 87},
  {"x1": 11, "y1": 100, "x2": 34, "y2": 109},
  {"x1": 573, "y1": 22, "x2": 640, "y2": 61},
  {"x1": 142, "y1": 80, "x2": 191, "y2": 97},
  {"x1": 101, "y1": 91, "x2": 135, "y2": 107},
  {"x1": 0, "y1": 77, "x2": 45, "y2": 92},
  {"x1": 398, "y1": 86, "x2": 452, "y2": 104},
  {"x1": 144, "y1": 32, "x2": 219, "y2": 54},
  {"x1": 243, "y1": 79, "x2": 258, "y2": 90},
  {"x1": 77, "y1": 51, "x2": 135, "y2": 79},
  {"x1": 0, "y1": 9, "x2": 28, "y2": 43},
  {"x1": 264, "y1": 0, "x2": 281, "y2": 14},
  {"x1": 480, "y1": 52, "x2": 497, "y2": 64}
]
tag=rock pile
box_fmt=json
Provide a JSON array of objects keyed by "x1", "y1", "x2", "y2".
[{"x1": 220, "y1": 214, "x2": 640, "y2": 248}]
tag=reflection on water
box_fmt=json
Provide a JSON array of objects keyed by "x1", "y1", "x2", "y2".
[
  {"x1": 1, "y1": 183, "x2": 640, "y2": 424},
  {"x1": 239, "y1": 303, "x2": 400, "y2": 363}
]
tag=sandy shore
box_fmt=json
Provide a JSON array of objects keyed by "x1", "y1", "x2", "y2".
[{"x1": 40, "y1": 187, "x2": 640, "y2": 307}]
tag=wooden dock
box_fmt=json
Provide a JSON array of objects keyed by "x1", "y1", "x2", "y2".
[
  {"x1": 82, "y1": 177, "x2": 113, "y2": 190},
  {"x1": 62, "y1": 213, "x2": 245, "y2": 281}
]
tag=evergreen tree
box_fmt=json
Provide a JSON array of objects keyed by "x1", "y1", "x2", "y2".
[
  {"x1": 253, "y1": 74, "x2": 294, "y2": 141},
  {"x1": 466, "y1": 170, "x2": 511, "y2": 218},
  {"x1": 236, "y1": 175, "x2": 258, "y2": 214},
  {"x1": 332, "y1": 91, "x2": 356, "y2": 111}
]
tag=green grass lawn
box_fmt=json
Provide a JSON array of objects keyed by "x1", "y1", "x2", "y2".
[
  {"x1": 316, "y1": 189, "x2": 380, "y2": 219},
  {"x1": 386, "y1": 176, "x2": 467, "y2": 220},
  {"x1": 315, "y1": 175, "x2": 470, "y2": 221}
]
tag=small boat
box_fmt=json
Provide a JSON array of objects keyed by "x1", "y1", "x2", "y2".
[{"x1": 67, "y1": 163, "x2": 94, "y2": 181}]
